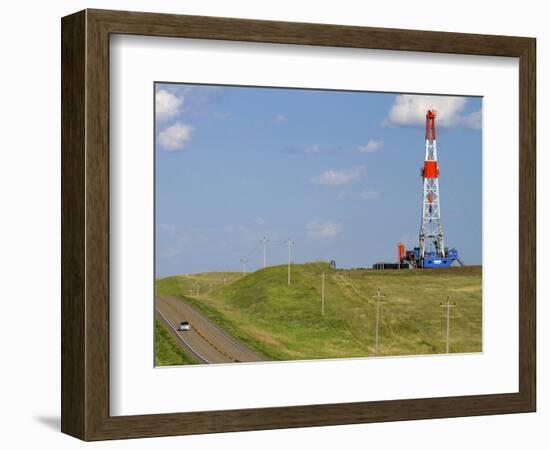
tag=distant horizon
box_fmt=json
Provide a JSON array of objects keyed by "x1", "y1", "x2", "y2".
[
  {"x1": 154, "y1": 261, "x2": 484, "y2": 280},
  {"x1": 155, "y1": 83, "x2": 482, "y2": 278}
]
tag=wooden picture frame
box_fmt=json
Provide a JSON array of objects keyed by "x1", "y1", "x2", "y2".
[{"x1": 61, "y1": 9, "x2": 536, "y2": 441}]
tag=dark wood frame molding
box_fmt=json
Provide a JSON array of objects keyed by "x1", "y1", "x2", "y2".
[{"x1": 61, "y1": 9, "x2": 536, "y2": 441}]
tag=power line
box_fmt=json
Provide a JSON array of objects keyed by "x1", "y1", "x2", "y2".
[
  {"x1": 440, "y1": 296, "x2": 456, "y2": 353},
  {"x1": 320, "y1": 272, "x2": 326, "y2": 316},
  {"x1": 259, "y1": 237, "x2": 269, "y2": 268},
  {"x1": 239, "y1": 256, "x2": 248, "y2": 275},
  {"x1": 286, "y1": 239, "x2": 294, "y2": 285},
  {"x1": 373, "y1": 288, "x2": 385, "y2": 355}
]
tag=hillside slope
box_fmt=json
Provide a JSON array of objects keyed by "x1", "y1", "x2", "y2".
[{"x1": 156, "y1": 263, "x2": 482, "y2": 361}]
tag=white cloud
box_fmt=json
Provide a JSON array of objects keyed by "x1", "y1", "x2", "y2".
[
  {"x1": 275, "y1": 114, "x2": 287, "y2": 124},
  {"x1": 304, "y1": 144, "x2": 320, "y2": 154},
  {"x1": 255, "y1": 217, "x2": 267, "y2": 225},
  {"x1": 310, "y1": 166, "x2": 366, "y2": 186},
  {"x1": 158, "y1": 123, "x2": 193, "y2": 151},
  {"x1": 156, "y1": 89, "x2": 183, "y2": 121},
  {"x1": 359, "y1": 188, "x2": 381, "y2": 200},
  {"x1": 358, "y1": 139, "x2": 384, "y2": 153},
  {"x1": 306, "y1": 220, "x2": 342, "y2": 240},
  {"x1": 460, "y1": 109, "x2": 482, "y2": 129},
  {"x1": 386, "y1": 94, "x2": 480, "y2": 129}
]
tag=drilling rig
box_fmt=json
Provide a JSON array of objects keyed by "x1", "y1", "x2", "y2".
[
  {"x1": 401, "y1": 109, "x2": 462, "y2": 268},
  {"x1": 374, "y1": 110, "x2": 463, "y2": 270}
]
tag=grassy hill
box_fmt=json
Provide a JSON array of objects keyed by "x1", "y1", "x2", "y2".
[
  {"x1": 154, "y1": 320, "x2": 198, "y2": 366},
  {"x1": 156, "y1": 263, "x2": 482, "y2": 361}
]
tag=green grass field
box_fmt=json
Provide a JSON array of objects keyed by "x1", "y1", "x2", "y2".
[
  {"x1": 154, "y1": 320, "x2": 198, "y2": 366},
  {"x1": 156, "y1": 263, "x2": 482, "y2": 361}
]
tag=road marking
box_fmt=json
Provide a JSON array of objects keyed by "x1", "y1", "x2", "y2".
[
  {"x1": 178, "y1": 296, "x2": 262, "y2": 360},
  {"x1": 191, "y1": 323, "x2": 239, "y2": 363},
  {"x1": 155, "y1": 307, "x2": 212, "y2": 364}
]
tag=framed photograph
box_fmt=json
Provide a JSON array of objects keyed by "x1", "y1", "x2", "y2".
[{"x1": 61, "y1": 9, "x2": 536, "y2": 440}]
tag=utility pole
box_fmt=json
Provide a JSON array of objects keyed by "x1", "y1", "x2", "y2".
[
  {"x1": 195, "y1": 282, "x2": 200, "y2": 298},
  {"x1": 321, "y1": 272, "x2": 326, "y2": 316},
  {"x1": 373, "y1": 288, "x2": 385, "y2": 355},
  {"x1": 440, "y1": 296, "x2": 456, "y2": 353},
  {"x1": 259, "y1": 237, "x2": 269, "y2": 268},
  {"x1": 240, "y1": 256, "x2": 248, "y2": 275},
  {"x1": 286, "y1": 239, "x2": 294, "y2": 285}
]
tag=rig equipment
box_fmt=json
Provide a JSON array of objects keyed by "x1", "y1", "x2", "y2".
[
  {"x1": 403, "y1": 110, "x2": 462, "y2": 268},
  {"x1": 374, "y1": 110, "x2": 463, "y2": 270}
]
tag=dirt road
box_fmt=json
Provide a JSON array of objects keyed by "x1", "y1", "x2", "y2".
[{"x1": 155, "y1": 295, "x2": 264, "y2": 364}]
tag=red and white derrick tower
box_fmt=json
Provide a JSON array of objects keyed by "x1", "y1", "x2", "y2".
[{"x1": 419, "y1": 110, "x2": 445, "y2": 259}]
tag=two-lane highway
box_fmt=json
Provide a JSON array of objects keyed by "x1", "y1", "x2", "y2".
[{"x1": 155, "y1": 295, "x2": 264, "y2": 364}]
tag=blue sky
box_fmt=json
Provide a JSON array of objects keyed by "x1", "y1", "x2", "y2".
[{"x1": 155, "y1": 83, "x2": 482, "y2": 277}]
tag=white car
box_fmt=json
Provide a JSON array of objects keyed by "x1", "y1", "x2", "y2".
[{"x1": 178, "y1": 320, "x2": 191, "y2": 331}]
